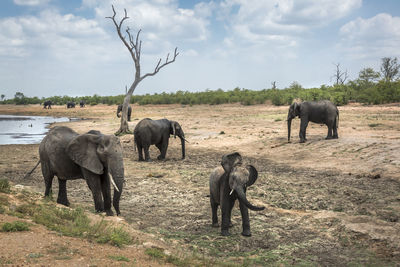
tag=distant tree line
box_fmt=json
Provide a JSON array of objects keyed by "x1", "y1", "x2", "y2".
[{"x1": 2, "y1": 57, "x2": 400, "y2": 107}]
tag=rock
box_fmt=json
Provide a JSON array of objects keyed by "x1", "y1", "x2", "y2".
[{"x1": 143, "y1": 241, "x2": 160, "y2": 249}]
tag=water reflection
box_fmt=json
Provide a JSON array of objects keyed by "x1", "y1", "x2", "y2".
[{"x1": 0, "y1": 115, "x2": 70, "y2": 145}]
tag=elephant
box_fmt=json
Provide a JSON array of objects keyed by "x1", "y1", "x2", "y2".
[
  {"x1": 287, "y1": 100, "x2": 339, "y2": 143},
  {"x1": 209, "y1": 152, "x2": 264, "y2": 236},
  {"x1": 43, "y1": 100, "x2": 52, "y2": 109},
  {"x1": 37, "y1": 126, "x2": 124, "y2": 215},
  {"x1": 117, "y1": 104, "x2": 132, "y2": 121},
  {"x1": 79, "y1": 100, "x2": 85, "y2": 108},
  {"x1": 133, "y1": 118, "x2": 186, "y2": 161},
  {"x1": 67, "y1": 102, "x2": 76, "y2": 108}
]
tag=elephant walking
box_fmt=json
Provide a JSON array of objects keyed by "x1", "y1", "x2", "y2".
[
  {"x1": 43, "y1": 100, "x2": 52, "y2": 109},
  {"x1": 287, "y1": 100, "x2": 339, "y2": 143},
  {"x1": 117, "y1": 104, "x2": 132, "y2": 121},
  {"x1": 36, "y1": 126, "x2": 124, "y2": 215},
  {"x1": 209, "y1": 152, "x2": 264, "y2": 236},
  {"x1": 133, "y1": 118, "x2": 186, "y2": 161}
]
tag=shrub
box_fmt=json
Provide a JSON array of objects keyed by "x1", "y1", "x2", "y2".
[
  {"x1": 1, "y1": 221, "x2": 30, "y2": 232},
  {"x1": 0, "y1": 179, "x2": 10, "y2": 193}
]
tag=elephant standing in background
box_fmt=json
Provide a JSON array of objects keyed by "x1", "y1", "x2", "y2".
[
  {"x1": 287, "y1": 100, "x2": 339, "y2": 143},
  {"x1": 67, "y1": 102, "x2": 76, "y2": 108},
  {"x1": 43, "y1": 100, "x2": 52, "y2": 109},
  {"x1": 134, "y1": 118, "x2": 186, "y2": 161},
  {"x1": 117, "y1": 104, "x2": 132, "y2": 121},
  {"x1": 210, "y1": 152, "x2": 264, "y2": 236},
  {"x1": 37, "y1": 126, "x2": 124, "y2": 215}
]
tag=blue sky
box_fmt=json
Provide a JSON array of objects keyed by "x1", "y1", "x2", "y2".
[{"x1": 1, "y1": 0, "x2": 400, "y2": 98}]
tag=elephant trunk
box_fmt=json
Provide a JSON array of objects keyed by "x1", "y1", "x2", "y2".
[
  {"x1": 235, "y1": 186, "x2": 264, "y2": 211},
  {"x1": 180, "y1": 137, "x2": 185, "y2": 159},
  {"x1": 108, "y1": 158, "x2": 124, "y2": 216},
  {"x1": 287, "y1": 118, "x2": 292, "y2": 143}
]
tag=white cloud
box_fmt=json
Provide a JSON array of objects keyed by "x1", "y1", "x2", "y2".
[
  {"x1": 339, "y1": 13, "x2": 400, "y2": 58},
  {"x1": 13, "y1": 0, "x2": 51, "y2": 6},
  {"x1": 218, "y1": 0, "x2": 362, "y2": 46},
  {"x1": 90, "y1": 0, "x2": 211, "y2": 53},
  {"x1": 0, "y1": 9, "x2": 110, "y2": 60}
]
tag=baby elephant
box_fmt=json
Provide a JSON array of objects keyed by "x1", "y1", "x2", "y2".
[{"x1": 209, "y1": 152, "x2": 264, "y2": 237}]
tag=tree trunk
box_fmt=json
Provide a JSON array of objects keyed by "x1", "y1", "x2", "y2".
[{"x1": 115, "y1": 81, "x2": 139, "y2": 135}]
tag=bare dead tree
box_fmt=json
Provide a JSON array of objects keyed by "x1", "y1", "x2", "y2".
[
  {"x1": 332, "y1": 63, "x2": 348, "y2": 85},
  {"x1": 380, "y1": 57, "x2": 399, "y2": 82},
  {"x1": 271, "y1": 81, "x2": 276, "y2": 89},
  {"x1": 107, "y1": 5, "x2": 179, "y2": 135}
]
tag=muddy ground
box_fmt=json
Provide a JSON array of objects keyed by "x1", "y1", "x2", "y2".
[{"x1": 1, "y1": 103, "x2": 400, "y2": 266}]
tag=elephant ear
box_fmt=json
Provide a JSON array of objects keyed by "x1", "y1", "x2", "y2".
[
  {"x1": 221, "y1": 152, "x2": 242, "y2": 173},
  {"x1": 294, "y1": 102, "x2": 301, "y2": 116},
  {"x1": 246, "y1": 165, "x2": 258, "y2": 187},
  {"x1": 171, "y1": 121, "x2": 177, "y2": 138},
  {"x1": 66, "y1": 134, "x2": 104, "y2": 175}
]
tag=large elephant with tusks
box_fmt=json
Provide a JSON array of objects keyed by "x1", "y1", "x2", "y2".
[{"x1": 38, "y1": 126, "x2": 124, "y2": 215}]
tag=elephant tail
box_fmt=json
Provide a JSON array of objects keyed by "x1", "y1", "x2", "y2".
[
  {"x1": 24, "y1": 160, "x2": 40, "y2": 179},
  {"x1": 336, "y1": 112, "x2": 339, "y2": 129}
]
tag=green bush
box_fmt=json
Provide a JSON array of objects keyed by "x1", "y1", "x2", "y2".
[
  {"x1": 2, "y1": 79, "x2": 400, "y2": 107},
  {"x1": 0, "y1": 179, "x2": 10, "y2": 193},
  {"x1": 1, "y1": 221, "x2": 30, "y2": 232}
]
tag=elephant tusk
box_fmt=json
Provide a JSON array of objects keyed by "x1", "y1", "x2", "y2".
[
  {"x1": 183, "y1": 137, "x2": 189, "y2": 143},
  {"x1": 110, "y1": 175, "x2": 120, "y2": 193},
  {"x1": 229, "y1": 189, "x2": 234, "y2": 195}
]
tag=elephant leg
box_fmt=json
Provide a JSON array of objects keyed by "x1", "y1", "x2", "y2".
[
  {"x1": 82, "y1": 169, "x2": 104, "y2": 212},
  {"x1": 325, "y1": 120, "x2": 334, "y2": 139},
  {"x1": 299, "y1": 118, "x2": 309, "y2": 143},
  {"x1": 221, "y1": 197, "x2": 235, "y2": 236},
  {"x1": 144, "y1": 144, "x2": 152, "y2": 162},
  {"x1": 57, "y1": 178, "x2": 70, "y2": 206},
  {"x1": 157, "y1": 139, "x2": 168, "y2": 160},
  {"x1": 221, "y1": 199, "x2": 231, "y2": 236},
  {"x1": 210, "y1": 198, "x2": 219, "y2": 228},
  {"x1": 137, "y1": 143, "x2": 144, "y2": 161},
  {"x1": 239, "y1": 200, "x2": 251, "y2": 237},
  {"x1": 326, "y1": 126, "x2": 333, "y2": 139},
  {"x1": 101, "y1": 173, "x2": 113, "y2": 216},
  {"x1": 41, "y1": 161, "x2": 54, "y2": 197},
  {"x1": 333, "y1": 119, "x2": 339, "y2": 139},
  {"x1": 155, "y1": 143, "x2": 163, "y2": 160}
]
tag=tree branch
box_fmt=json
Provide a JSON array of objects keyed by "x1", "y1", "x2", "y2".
[
  {"x1": 106, "y1": 5, "x2": 136, "y2": 63},
  {"x1": 141, "y1": 47, "x2": 179, "y2": 81}
]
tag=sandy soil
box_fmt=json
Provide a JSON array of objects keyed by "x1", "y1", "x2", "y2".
[{"x1": 0, "y1": 103, "x2": 400, "y2": 266}]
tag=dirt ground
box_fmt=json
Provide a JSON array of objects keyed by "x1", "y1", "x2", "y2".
[{"x1": 1, "y1": 103, "x2": 400, "y2": 266}]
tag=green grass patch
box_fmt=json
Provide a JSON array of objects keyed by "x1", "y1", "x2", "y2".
[
  {"x1": 108, "y1": 255, "x2": 130, "y2": 262},
  {"x1": 96, "y1": 226, "x2": 132, "y2": 248},
  {"x1": 7, "y1": 200, "x2": 133, "y2": 248},
  {"x1": 145, "y1": 247, "x2": 219, "y2": 267},
  {"x1": 368, "y1": 123, "x2": 383, "y2": 128},
  {"x1": 1, "y1": 221, "x2": 30, "y2": 232},
  {"x1": 0, "y1": 179, "x2": 11, "y2": 193},
  {"x1": 0, "y1": 195, "x2": 9, "y2": 213},
  {"x1": 27, "y1": 253, "x2": 43, "y2": 259}
]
